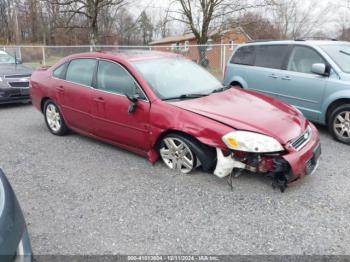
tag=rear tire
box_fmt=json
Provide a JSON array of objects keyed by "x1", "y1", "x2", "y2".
[
  {"x1": 44, "y1": 100, "x2": 68, "y2": 136},
  {"x1": 328, "y1": 104, "x2": 350, "y2": 144}
]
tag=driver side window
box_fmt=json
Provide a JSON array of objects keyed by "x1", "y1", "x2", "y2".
[
  {"x1": 287, "y1": 46, "x2": 325, "y2": 74},
  {"x1": 96, "y1": 60, "x2": 145, "y2": 99}
]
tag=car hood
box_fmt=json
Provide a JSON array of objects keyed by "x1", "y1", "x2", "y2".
[
  {"x1": 0, "y1": 63, "x2": 32, "y2": 76},
  {"x1": 170, "y1": 88, "x2": 307, "y2": 144}
]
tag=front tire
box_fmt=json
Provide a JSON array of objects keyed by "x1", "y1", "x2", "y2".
[
  {"x1": 44, "y1": 100, "x2": 68, "y2": 136},
  {"x1": 328, "y1": 104, "x2": 350, "y2": 144},
  {"x1": 159, "y1": 134, "x2": 198, "y2": 174}
]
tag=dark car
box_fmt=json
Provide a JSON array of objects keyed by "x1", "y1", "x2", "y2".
[
  {"x1": 0, "y1": 168, "x2": 32, "y2": 262},
  {"x1": 0, "y1": 51, "x2": 32, "y2": 104},
  {"x1": 30, "y1": 51, "x2": 321, "y2": 191}
]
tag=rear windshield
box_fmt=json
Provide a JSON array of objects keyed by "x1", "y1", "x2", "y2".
[{"x1": 320, "y1": 44, "x2": 350, "y2": 73}]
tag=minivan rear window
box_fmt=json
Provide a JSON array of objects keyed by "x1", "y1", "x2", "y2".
[
  {"x1": 231, "y1": 46, "x2": 255, "y2": 66},
  {"x1": 254, "y1": 45, "x2": 290, "y2": 69}
]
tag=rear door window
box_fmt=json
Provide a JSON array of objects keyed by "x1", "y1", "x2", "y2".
[
  {"x1": 231, "y1": 46, "x2": 255, "y2": 65},
  {"x1": 66, "y1": 58, "x2": 96, "y2": 86},
  {"x1": 254, "y1": 45, "x2": 290, "y2": 69},
  {"x1": 287, "y1": 46, "x2": 325, "y2": 74}
]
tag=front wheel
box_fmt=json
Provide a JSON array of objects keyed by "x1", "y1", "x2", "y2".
[
  {"x1": 44, "y1": 100, "x2": 68, "y2": 136},
  {"x1": 159, "y1": 135, "x2": 197, "y2": 174},
  {"x1": 328, "y1": 104, "x2": 350, "y2": 144}
]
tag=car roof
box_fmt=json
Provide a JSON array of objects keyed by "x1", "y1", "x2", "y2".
[
  {"x1": 110, "y1": 50, "x2": 179, "y2": 62},
  {"x1": 0, "y1": 50, "x2": 8, "y2": 55},
  {"x1": 242, "y1": 40, "x2": 350, "y2": 46},
  {"x1": 66, "y1": 50, "x2": 180, "y2": 63}
]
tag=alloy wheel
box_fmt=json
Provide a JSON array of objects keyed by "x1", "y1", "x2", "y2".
[
  {"x1": 160, "y1": 137, "x2": 195, "y2": 174},
  {"x1": 46, "y1": 103, "x2": 62, "y2": 133},
  {"x1": 333, "y1": 110, "x2": 350, "y2": 139}
]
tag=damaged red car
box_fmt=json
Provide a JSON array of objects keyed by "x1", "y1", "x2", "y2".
[{"x1": 30, "y1": 51, "x2": 321, "y2": 191}]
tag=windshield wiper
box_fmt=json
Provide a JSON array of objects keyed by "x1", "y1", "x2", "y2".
[
  {"x1": 340, "y1": 50, "x2": 350, "y2": 56},
  {"x1": 211, "y1": 85, "x2": 232, "y2": 94},
  {"x1": 163, "y1": 93, "x2": 209, "y2": 101}
]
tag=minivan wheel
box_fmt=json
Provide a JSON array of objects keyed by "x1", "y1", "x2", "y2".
[
  {"x1": 44, "y1": 100, "x2": 68, "y2": 136},
  {"x1": 329, "y1": 104, "x2": 350, "y2": 144},
  {"x1": 159, "y1": 134, "x2": 198, "y2": 174}
]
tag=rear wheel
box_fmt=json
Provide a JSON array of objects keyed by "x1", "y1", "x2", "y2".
[
  {"x1": 159, "y1": 135, "x2": 197, "y2": 174},
  {"x1": 44, "y1": 100, "x2": 68, "y2": 136},
  {"x1": 328, "y1": 104, "x2": 350, "y2": 144}
]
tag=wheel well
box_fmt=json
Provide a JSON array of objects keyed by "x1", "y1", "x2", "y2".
[
  {"x1": 40, "y1": 97, "x2": 51, "y2": 112},
  {"x1": 230, "y1": 81, "x2": 242, "y2": 88},
  {"x1": 155, "y1": 129, "x2": 199, "y2": 149},
  {"x1": 326, "y1": 98, "x2": 350, "y2": 124},
  {"x1": 155, "y1": 129, "x2": 217, "y2": 171}
]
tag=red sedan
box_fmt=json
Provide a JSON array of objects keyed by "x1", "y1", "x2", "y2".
[{"x1": 30, "y1": 51, "x2": 321, "y2": 192}]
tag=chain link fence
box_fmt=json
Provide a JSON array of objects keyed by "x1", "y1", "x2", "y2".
[{"x1": 1, "y1": 44, "x2": 238, "y2": 80}]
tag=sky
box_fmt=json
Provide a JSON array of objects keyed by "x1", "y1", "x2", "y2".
[{"x1": 129, "y1": 0, "x2": 350, "y2": 39}]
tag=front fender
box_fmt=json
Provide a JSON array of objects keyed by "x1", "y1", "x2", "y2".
[
  {"x1": 320, "y1": 90, "x2": 350, "y2": 124},
  {"x1": 149, "y1": 101, "x2": 233, "y2": 149}
]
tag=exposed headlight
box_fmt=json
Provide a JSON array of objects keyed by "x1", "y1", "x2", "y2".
[{"x1": 222, "y1": 131, "x2": 284, "y2": 153}]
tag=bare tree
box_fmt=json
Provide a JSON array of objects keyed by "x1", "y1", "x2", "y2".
[
  {"x1": 172, "y1": 0, "x2": 272, "y2": 67},
  {"x1": 138, "y1": 10, "x2": 153, "y2": 45},
  {"x1": 155, "y1": 4, "x2": 172, "y2": 38},
  {"x1": 231, "y1": 12, "x2": 279, "y2": 40},
  {"x1": 271, "y1": 0, "x2": 332, "y2": 40},
  {"x1": 45, "y1": 0, "x2": 127, "y2": 45}
]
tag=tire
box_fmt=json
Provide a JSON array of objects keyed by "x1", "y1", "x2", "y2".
[
  {"x1": 159, "y1": 134, "x2": 216, "y2": 174},
  {"x1": 231, "y1": 82, "x2": 242, "y2": 88},
  {"x1": 44, "y1": 100, "x2": 68, "y2": 136},
  {"x1": 328, "y1": 104, "x2": 350, "y2": 144}
]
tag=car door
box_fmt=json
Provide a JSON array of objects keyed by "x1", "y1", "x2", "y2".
[
  {"x1": 276, "y1": 45, "x2": 328, "y2": 121},
  {"x1": 244, "y1": 45, "x2": 292, "y2": 98},
  {"x1": 92, "y1": 59, "x2": 151, "y2": 151},
  {"x1": 58, "y1": 58, "x2": 97, "y2": 133}
]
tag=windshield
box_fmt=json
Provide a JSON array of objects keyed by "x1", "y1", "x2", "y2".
[
  {"x1": 132, "y1": 57, "x2": 223, "y2": 100},
  {"x1": 320, "y1": 44, "x2": 350, "y2": 73},
  {"x1": 0, "y1": 52, "x2": 16, "y2": 64}
]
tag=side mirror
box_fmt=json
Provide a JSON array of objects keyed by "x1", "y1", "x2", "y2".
[
  {"x1": 126, "y1": 93, "x2": 139, "y2": 114},
  {"x1": 15, "y1": 58, "x2": 22, "y2": 64},
  {"x1": 311, "y1": 63, "x2": 328, "y2": 76}
]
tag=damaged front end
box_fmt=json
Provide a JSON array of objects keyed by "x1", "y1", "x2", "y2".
[
  {"x1": 214, "y1": 148, "x2": 293, "y2": 192},
  {"x1": 214, "y1": 129, "x2": 298, "y2": 192}
]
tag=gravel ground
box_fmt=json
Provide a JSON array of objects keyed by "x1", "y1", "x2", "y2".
[{"x1": 1, "y1": 103, "x2": 350, "y2": 255}]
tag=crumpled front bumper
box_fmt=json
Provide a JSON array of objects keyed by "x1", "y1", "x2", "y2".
[
  {"x1": 213, "y1": 123, "x2": 321, "y2": 183},
  {"x1": 282, "y1": 123, "x2": 321, "y2": 181}
]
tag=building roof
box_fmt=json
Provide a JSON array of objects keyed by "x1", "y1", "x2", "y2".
[
  {"x1": 149, "y1": 33, "x2": 196, "y2": 45},
  {"x1": 149, "y1": 27, "x2": 250, "y2": 45}
]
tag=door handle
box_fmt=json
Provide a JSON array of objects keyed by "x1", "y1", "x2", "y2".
[
  {"x1": 94, "y1": 97, "x2": 105, "y2": 103},
  {"x1": 282, "y1": 76, "x2": 291, "y2": 81},
  {"x1": 268, "y1": 74, "x2": 278, "y2": 79},
  {"x1": 56, "y1": 86, "x2": 64, "y2": 92}
]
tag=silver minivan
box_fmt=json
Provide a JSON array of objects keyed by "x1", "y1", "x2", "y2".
[{"x1": 223, "y1": 40, "x2": 350, "y2": 144}]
